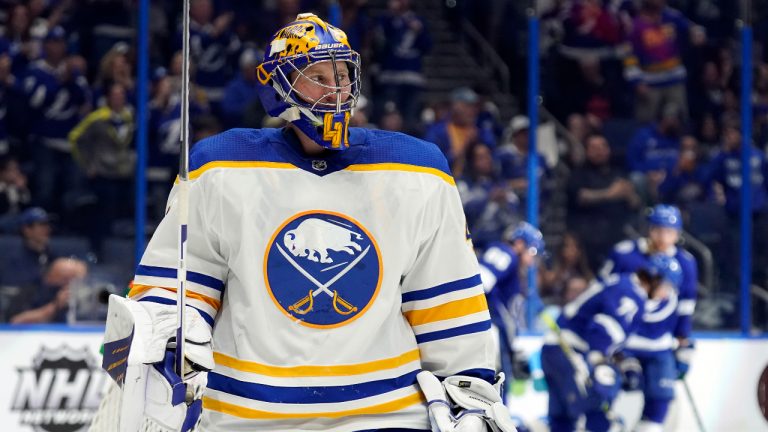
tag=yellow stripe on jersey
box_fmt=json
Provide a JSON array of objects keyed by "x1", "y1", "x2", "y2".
[
  {"x1": 202, "y1": 391, "x2": 424, "y2": 419},
  {"x1": 403, "y1": 294, "x2": 488, "y2": 326},
  {"x1": 128, "y1": 283, "x2": 222, "y2": 310},
  {"x1": 345, "y1": 163, "x2": 456, "y2": 186},
  {"x1": 178, "y1": 161, "x2": 298, "y2": 182},
  {"x1": 213, "y1": 349, "x2": 421, "y2": 377}
]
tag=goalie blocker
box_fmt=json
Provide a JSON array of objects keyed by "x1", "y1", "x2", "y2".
[{"x1": 98, "y1": 295, "x2": 213, "y2": 432}]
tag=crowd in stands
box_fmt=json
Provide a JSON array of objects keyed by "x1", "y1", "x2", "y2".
[{"x1": 0, "y1": 0, "x2": 765, "y2": 330}]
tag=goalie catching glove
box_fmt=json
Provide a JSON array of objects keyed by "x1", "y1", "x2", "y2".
[
  {"x1": 101, "y1": 295, "x2": 213, "y2": 432},
  {"x1": 417, "y1": 370, "x2": 517, "y2": 432}
]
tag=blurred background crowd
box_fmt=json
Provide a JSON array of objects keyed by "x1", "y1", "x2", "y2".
[{"x1": 0, "y1": 0, "x2": 765, "y2": 332}]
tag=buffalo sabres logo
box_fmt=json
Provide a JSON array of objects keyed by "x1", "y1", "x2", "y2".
[{"x1": 264, "y1": 211, "x2": 382, "y2": 328}]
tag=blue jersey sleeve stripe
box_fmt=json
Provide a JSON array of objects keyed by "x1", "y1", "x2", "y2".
[
  {"x1": 187, "y1": 272, "x2": 225, "y2": 292},
  {"x1": 415, "y1": 320, "x2": 492, "y2": 344},
  {"x1": 136, "y1": 264, "x2": 176, "y2": 279},
  {"x1": 136, "y1": 265, "x2": 225, "y2": 291},
  {"x1": 137, "y1": 296, "x2": 215, "y2": 327},
  {"x1": 206, "y1": 370, "x2": 420, "y2": 404},
  {"x1": 437, "y1": 368, "x2": 497, "y2": 384},
  {"x1": 402, "y1": 275, "x2": 482, "y2": 303}
]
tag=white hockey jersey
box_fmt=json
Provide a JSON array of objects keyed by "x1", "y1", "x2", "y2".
[{"x1": 128, "y1": 127, "x2": 497, "y2": 431}]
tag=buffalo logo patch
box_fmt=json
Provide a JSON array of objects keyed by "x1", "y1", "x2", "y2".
[{"x1": 264, "y1": 210, "x2": 382, "y2": 328}]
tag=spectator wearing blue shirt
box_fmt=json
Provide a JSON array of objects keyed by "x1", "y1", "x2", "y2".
[
  {"x1": 372, "y1": 0, "x2": 431, "y2": 131},
  {"x1": 7, "y1": 256, "x2": 87, "y2": 324},
  {"x1": 657, "y1": 135, "x2": 711, "y2": 208},
  {"x1": 4, "y1": 4, "x2": 39, "y2": 76},
  {"x1": 220, "y1": 48, "x2": 263, "y2": 129},
  {"x1": 700, "y1": 117, "x2": 768, "y2": 322},
  {"x1": 0, "y1": 207, "x2": 58, "y2": 288},
  {"x1": 498, "y1": 115, "x2": 549, "y2": 208},
  {"x1": 626, "y1": 102, "x2": 683, "y2": 202},
  {"x1": 22, "y1": 26, "x2": 90, "y2": 216},
  {"x1": 423, "y1": 87, "x2": 496, "y2": 175},
  {"x1": 176, "y1": 0, "x2": 241, "y2": 117},
  {"x1": 456, "y1": 140, "x2": 519, "y2": 250}
]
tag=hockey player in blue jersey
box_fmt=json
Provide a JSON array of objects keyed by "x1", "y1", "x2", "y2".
[
  {"x1": 541, "y1": 254, "x2": 682, "y2": 432},
  {"x1": 600, "y1": 204, "x2": 698, "y2": 431},
  {"x1": 478, "y1": 221, "x2": 544, "y2": 386}
]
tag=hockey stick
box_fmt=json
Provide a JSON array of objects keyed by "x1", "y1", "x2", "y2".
[
  {"x1": 681, "y1": 377, "x2": 706, "y2": 432},
  {"x1": 539, "y1": 311, "x2": 590, "y2": 397},
  {"x1": 176, "y1": 0, "x2": 192, "y2": 379}
]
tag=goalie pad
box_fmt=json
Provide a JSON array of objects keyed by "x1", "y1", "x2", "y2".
[
  {"x1": 417, "y1": 371, "x2": 517, "y2": 432},
  {"x1": 101, "y1": 295, "x2": 214, "y2": 432}
]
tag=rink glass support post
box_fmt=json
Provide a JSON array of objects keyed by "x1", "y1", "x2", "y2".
[
  {"x1": 526, "y1": 3, "x2": 542, "y2": 329},
  {"x1": 739, "y1": 1, "x2": 754, "y2": 336}
]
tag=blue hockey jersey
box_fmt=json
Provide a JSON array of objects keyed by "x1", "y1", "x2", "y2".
[
  {"x1": 479, "y1": 241, "x2": 522, "y2": 304},
  {"x1": 176, "y1": 22, "x2": 241, "y2": 102},
  {"x1": 552, "y1": 274, "x2": 647, "y2": 357},
  {"x1": 478, "y1": 241, "x2": 522, "y2": 345},
  {"x1": 23, "y1": 59, "x2": 90, "y2": 151},
  {"x1": 600, "y1": 238, "x2": 698, "y2": 352}
]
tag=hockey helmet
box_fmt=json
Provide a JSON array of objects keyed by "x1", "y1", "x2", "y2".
[
  {"x1": 644, "y1": 254, "x2": 683, "y2": 289},
  {"x1": 647, "y1": 204, "x2": 682, "y2": 230},
  {"x1": 256, "y1": 13, "x2": 361, "y2": 150},
  {"x1": 505, "y1": 221, "x2": 545, "y2": 256}
]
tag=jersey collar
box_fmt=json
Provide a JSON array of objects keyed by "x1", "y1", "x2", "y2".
[{"x1": 269, "y1": 127, "x2": 364, "y2": 176}]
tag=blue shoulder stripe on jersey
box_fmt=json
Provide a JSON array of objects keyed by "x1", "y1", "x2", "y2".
[
  {"x1": 189, "y1": 128, "x2": 287, "y2": 171},
  {"x1": 137, "y1": 297, "x2": 215, "y2": 327},
  {"x1": 136, "y1": 265, "x2": 225, "y2": 291},
  {"x1": 206, "y1": 369, "x2": 420, "y2": 404},
  {"x1": 402, "y1": 274, "x2": 482, "y2": 303},
  {"x1": 415, "y1": 320, "x2": 492, "y2": 344},
  {"x1": 351, "y1": 128, "x2": 452, "y2": 176},
  {"x1": 188, "y1": 127, "x2": 452, "y2": 178}
]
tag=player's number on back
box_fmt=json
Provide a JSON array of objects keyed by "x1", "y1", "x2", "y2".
[
  {"x1": 617, "y1": 296, "x2": 638, "y2": 323},
  {"x1": 483, "y1": 247, "x2": 512, "y2": 272}
]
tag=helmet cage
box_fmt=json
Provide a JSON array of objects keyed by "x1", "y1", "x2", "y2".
[{"x1": 262, "y1": 49, "x2": 361, "y2": 119}]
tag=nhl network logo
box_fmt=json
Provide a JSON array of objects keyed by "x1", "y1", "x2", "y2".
[{"x1": 11, "y1": 345, "x2": 108, "y2": 432}]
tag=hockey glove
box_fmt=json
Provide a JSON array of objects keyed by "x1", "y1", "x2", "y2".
[
  {"x1": 619, "y1": 357, "x2": 643, "y2": 391},
  {"x1": 102, "y1": 295, "x2": 214, "y2": 432},
  {"x1": 675, "y1": 340, "x2": 695, "y2": 379},
  {"x1": 586, "y1": 352, "x2": 621, "y2": 402},
  {"x1": 417, "y1": 370, "x2": 517, "y2": 432},
  {"x1": 143, "y1": 349, "x2": 207, "y2": 431}
]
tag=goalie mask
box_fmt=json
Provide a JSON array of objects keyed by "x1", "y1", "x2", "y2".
[{"x1": 256, "y1": 13, "x2": 361, "y2": 150}]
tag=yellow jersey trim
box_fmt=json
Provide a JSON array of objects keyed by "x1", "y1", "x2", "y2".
[
  {"x1": 345, "y1": 163, "x2": 455, "y2": 186},
  {"x1": 177, "y1": 160, "x2": 454, "y2": 186},
  {"x1": 178, "y1": 161, "x2": 298, "y2": 182},
  {"x1": 202, "y1": 391, "x2": 424, "y2": 419},
  {"x1": 403, "y1": 294, "x2": 488, "y2": 326},
  {"x1": 213, "y1": 349, "x2": 421, "y2": 378},
  {"x1": 128, "y1": 283, "x2": 221, "y2": 310}
]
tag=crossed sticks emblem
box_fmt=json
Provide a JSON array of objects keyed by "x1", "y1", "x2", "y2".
[{"x1": 277, "y1": 243, "x2": 371, "y2": 316}]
